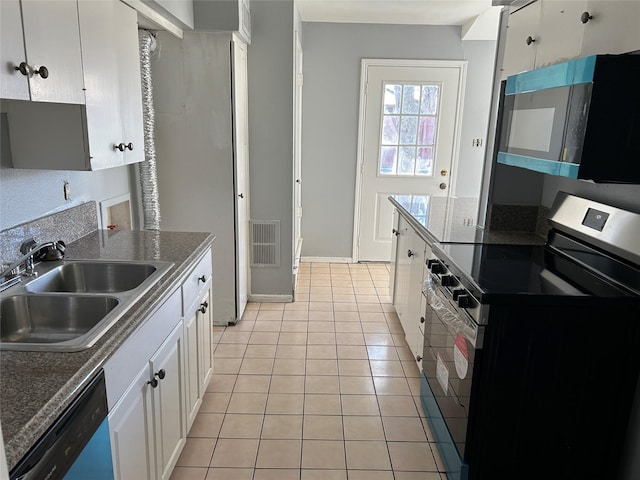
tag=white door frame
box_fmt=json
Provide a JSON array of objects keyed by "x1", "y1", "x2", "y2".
[{"x1": 352, "y1": 58, "x2": 467, "y2": 262}]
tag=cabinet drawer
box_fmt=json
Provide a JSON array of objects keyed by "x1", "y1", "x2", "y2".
[
  {"x1": 182, "y1": 249, "x2": 212, "y2": 316},
  {"x1": 104, "y1": 288, "x2": 181, "y2": 410}
]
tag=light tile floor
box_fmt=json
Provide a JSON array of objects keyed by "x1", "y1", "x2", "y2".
[{"x1": 171, "y1": 262, "x2": 448, "y2": 480}]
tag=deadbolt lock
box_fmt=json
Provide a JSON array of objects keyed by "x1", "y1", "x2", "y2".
[{"x1": 439, "y1": 183, "x2": 447, "y2": 190}]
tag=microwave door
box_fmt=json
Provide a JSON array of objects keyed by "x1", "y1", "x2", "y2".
[{"x1": 500, "y1": 85, "x2": 571, "y2": 161}]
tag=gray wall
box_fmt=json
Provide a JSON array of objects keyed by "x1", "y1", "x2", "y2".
[
  {"x1": 248, "y1": 0, "x2": 295, "y2": 295},
  {"x1": 300, "y1": 22, "x2": 497, "y2": 258}
]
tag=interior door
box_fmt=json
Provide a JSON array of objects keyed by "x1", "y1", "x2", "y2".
[
  {"x1": 232, "y1": 38, "x2": 249, "y2": 320},
  {"x1": 355, "y1": 60, "x2": 465, "y2": 261}
]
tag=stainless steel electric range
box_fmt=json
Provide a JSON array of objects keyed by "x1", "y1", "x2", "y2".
[{"x1": 421, "y1": 192, "x2": 640, "y2": 480}]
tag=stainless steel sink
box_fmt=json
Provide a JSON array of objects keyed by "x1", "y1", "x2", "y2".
[
  {"x1": 1, "y1": 294, "x2": 119, "y2": 344},
  {"x1": 25, "y1": 261, "x2": 159, "y2": 293},
  {"x1": 0, "y1": 259, "x2": 174, "y2": 352}
]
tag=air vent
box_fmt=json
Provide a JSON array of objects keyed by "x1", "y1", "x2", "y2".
[{"x1": 250, "y1": 220, "x2": 280, "y2": 267}]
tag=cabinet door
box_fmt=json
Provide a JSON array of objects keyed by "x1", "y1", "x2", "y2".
[
  {"x1": 184, "y1": 309, "x2": 200, "y2": 430},
  {"x1": 581, "y1": 0, "x2": 640, "y2": 56},
  {"x1": 109, "y1": 364, "x2": 155, "y2": 480},
  {"x1": 405, "y1": 229, "x2": 426, "y2": 362},
  {"x1": 150, "y1": 322, "x2": 186, "y2": 480},
  {"x1": 393, "y1": 215, "x2": 411, "y2": 335},
  {"x1": 77, "y1": 0, "x2": 123, "y2": 170},
  {"x1": 20, "y1": 0, "x2": 84, "y2": 103},
  {"x1": 197, "y1": 288, "x2": 213, "y2": 393},
  {"x1": 233, "y1": 38, "x2": 250, "y2": 320},
  {"x1": 389, "y1": 209, "x2": 400, "y2": 300},
  {"x1": 535, "y1": 0, "x2": 587, "y2": 67},
  {"x1": 115, "y1": 0, "x2": 145, "y2": 165},
  {"x1": 0, "y1": 0, "x2": 29, "y2": 100},
  {"x1": 501, "y1": 0, "x2": 541, "y2": 79}
]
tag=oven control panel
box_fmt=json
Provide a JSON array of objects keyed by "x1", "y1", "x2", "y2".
[{"x1": 426, "y1": 258, "x2": 486, "y2": 324}]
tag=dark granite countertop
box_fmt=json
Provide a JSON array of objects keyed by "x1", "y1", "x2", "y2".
[
  {"x1": 1, "y1": 229, "x2": 214, "y2": 470},
  {"x1": 389, "y1": 195, "x2": 546, "y2": 245}
]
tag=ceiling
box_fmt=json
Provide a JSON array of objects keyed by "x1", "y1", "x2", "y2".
[{"x1": 295, "y1": 0, "x2": 497, "y2": 26}]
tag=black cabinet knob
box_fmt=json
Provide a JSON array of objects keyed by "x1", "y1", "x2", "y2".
[
  {"x1": 416, "y1": 355, "x2": 422, "y2": 362},
  {"x1": 392, "y1": 228, "x2": 400, "y2": 236},
  {"x1": 407, "y1": 249, "x2": 415, "y2": 258},
  {"x1": 420, "y1": 316, "x2": 425, "y2": 324},
  {"x1": 147, "y1": 378, "x2": 158, "y2": 388},
  {"x1": 580, "y1": 11, "x2": 593, "y2": 23},
  {"x1": 199, "y1": 301, "x2": 209, "y2": 314},
  {"x1": 114, "y1": 143, "x2": 126, "y2": 152},
  {"x1": 198, "y1": 275, "x2": 206, "y2": 283},
  {"x1": 14, "y1": 62, "x2": 29, "y2": 76},
  {"x1": 34, "y1": 65, "x2": 49, "y2": 78},
  {"x1": 525, "y1": 36, "x2": 536, "y2": 45},
  {"x1": 155, "y1": 369, "x2": 166, "y2": 380},
  {"x1": 125, "y1": 142, "x2": 134, "y2": 151}
]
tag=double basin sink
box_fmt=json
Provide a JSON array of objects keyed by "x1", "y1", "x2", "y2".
[{"x1": 0, "y1": 259, "x2": 173, "y2": 352}]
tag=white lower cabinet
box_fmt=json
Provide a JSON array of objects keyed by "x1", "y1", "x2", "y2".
[
  {"x1": 107, "y1": 247, "x2": 214, "y2": 480},
  {"x1": 391, "y1": 212, "x2": 428, "y2": 369},
  {"x1": 109, "y1": 321, "x2": 186, "y2": 480},
  {"x1": 109, "y1": 364, "x2": 155, "y2": 480},
  {"x1": 152, "y1": 323, "x2": 187, "y2": 480}
]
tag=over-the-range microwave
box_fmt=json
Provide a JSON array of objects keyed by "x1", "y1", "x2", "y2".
[{"x1": 496, "y1": 53, "x2": 640, "y2": 183}]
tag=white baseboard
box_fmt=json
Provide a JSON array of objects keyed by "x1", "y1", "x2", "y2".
[
  {"x1": 300, "y1": 256, "x2": 354, "y2": 263},
  {"x1": 248, "y1": 294, "x2": 294, "y2": 303}
]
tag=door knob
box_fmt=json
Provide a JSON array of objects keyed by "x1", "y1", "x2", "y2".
[{"x1": 439, "y1": 183, "x2": 447, "y2": 190}]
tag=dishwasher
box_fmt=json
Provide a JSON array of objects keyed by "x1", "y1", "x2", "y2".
[{"x1": 10, "y1": 369, "x2": 114, "y2": 480}]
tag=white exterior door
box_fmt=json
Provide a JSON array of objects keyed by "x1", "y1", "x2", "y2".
[
  {"x1": 355, "y1": 60, "x2": 466, "y2": 261},
  {"x1": 233, "y1": 38, "x2": 249, "y2": 320}
]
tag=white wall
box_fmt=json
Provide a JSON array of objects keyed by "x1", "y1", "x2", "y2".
[
  {"x1": 0, "y1": 161, "x2": 134, "y2": 232},
  {"x1": 300, "y1": 22, "x2": 497, "y2": 258}
]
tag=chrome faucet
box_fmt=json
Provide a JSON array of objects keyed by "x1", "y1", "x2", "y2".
[{"x1": 0, "y1": 238, "x2": 65, "y2": 290}]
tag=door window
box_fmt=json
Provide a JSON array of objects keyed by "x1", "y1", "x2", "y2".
[{"x1": 379, "y1": 83, "x2": 440, "y2": 177}]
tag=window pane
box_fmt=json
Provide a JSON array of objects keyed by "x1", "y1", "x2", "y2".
[
  {"x1": 416, "y1": 147, "x2": 434, "y2": 175},
  {"x1": 384, "y1": 84, "x2": 402, "y2": 114},
  {"x1": 395, "y1": 195, "x2": 412, "y2": 211},
  {"x1": 379, "y1": 146, "x2": 397, "y2": 175},
  {"x1": 420, "y1": 85, "x2": 439, "y2": 115},
  {"x1": 399, "y1": 116, "x2": 418, "y2": 145},
  {"x1": 418, "y1": 116, "x2": 436, "y2": 145},
  {"x1": 398, "y1": 146, "x2": 415, "y2": 175},
  {"x1": 382, "y1": 116, "x2": 399, "y2": 144},
  {"x1": 410, "y1": 196, "x2": 428, "y2": 216},
  {"x1": 401, "y1": 85, "x2": 420, "y2": 114}
]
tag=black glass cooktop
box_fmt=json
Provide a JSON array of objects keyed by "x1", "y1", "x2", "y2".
[{"x1": 434, "y1": 239, "x2": 639, "y2": 301}]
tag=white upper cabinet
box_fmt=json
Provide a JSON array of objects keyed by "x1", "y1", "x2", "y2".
[
  {"x1": 501, "y1": 0, "x2": 541, "y2": 79},
  {"x1": 4, "y1": 0, "x2": 145, "y2": 171},
  {"x1": 501, "y1": 0, "x2": 640, "y2": 79},
  {"x1": 535, "y1": 0, "x2": 587, "y2": 68},
  {"x1": 580, "y1": 0, "x2": 640, "y2": 57},
  {"x1": 77, "y1": 0, "x2": 144, "y2": 169},
  {"x1": 1, "y1": 0, "x2": 84, "y2": 103}
]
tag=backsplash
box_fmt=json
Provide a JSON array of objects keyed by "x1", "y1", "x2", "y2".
[
  {"x1": 487, "y1": 204, "x2": 550, "y2": 238},
  {"x1": 0, "y1": 202, "x2": 98, "y2": 262}
]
